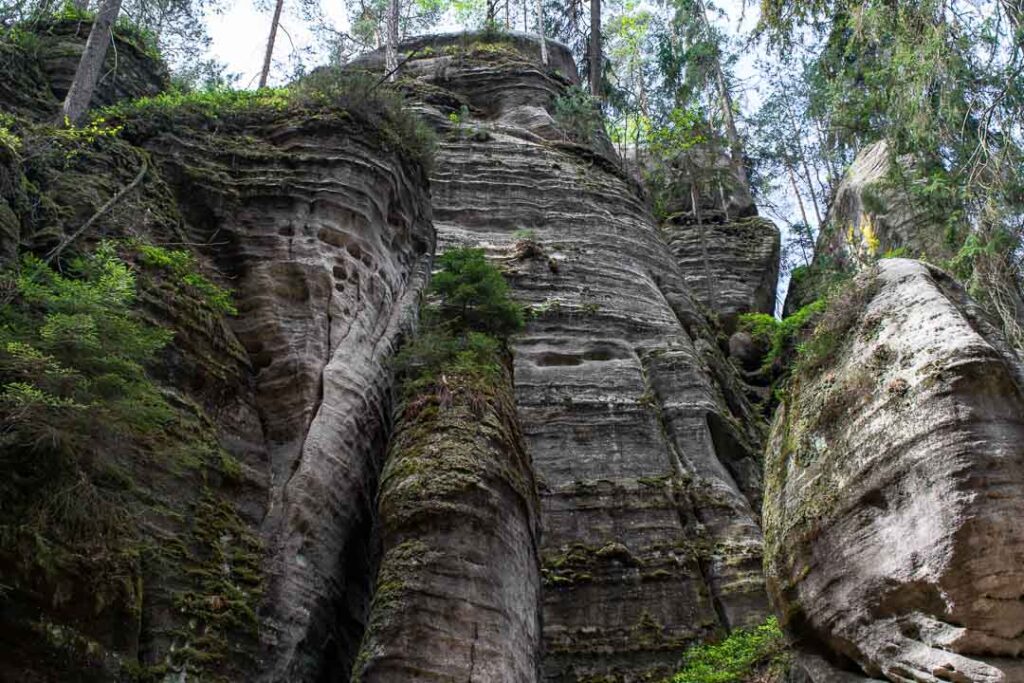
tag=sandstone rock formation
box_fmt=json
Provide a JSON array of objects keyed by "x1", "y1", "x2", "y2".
[
  {"x1": 0, "y1": 56, "x2": 433, "y2": 679},
  {"x1": 135, "y1": 110, "x2": 435, "y2": 680},
  {"x1": 352, "y1": 368, "x2": 542, "y2": 681},
  {"x1": 765, "y1": 259, "x2": 1024, "y2": 682},
  {"x1": 812, "y1": 142, "x2": 953, "y2": 269},
  {"x1": 662, "y1": 213, "x2": 780, "y2": 329},
  {"x1": 359, "y1": 33, "x2": 774, "y2": 681},
  {"x1": 783, "y1": 141, "x2": 951, "y2": 316},
  {"x1": 649, "y1": 145, "x2": 780, "y2": 328}
]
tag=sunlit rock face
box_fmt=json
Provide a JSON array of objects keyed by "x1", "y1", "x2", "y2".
[
  {"x1": 350, "y1": 32, "x2": 774, "y2": 681},
  {"x1": 784, "y1": 140, "x2": 956, "y2": 316},
  {"x1": 765, "y1": 259, "x2": 1024, "y2": 683}
]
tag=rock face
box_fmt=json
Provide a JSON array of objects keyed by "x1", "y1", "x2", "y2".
[
  {"x1": 661, "y1": 213, "x2": 780, "y2": 328},
  {"x1": 365, "y1": 33, "x2": 774, "y2": 681},
  {"x1": 650, "y1": 145, "x2": 780, "y2": 328},
  {"x1": 37, "y1": 20, "x2": 168, "y2": 108},
  {"x1": 134, "y1": 109, "x2": 435, "y2": 680},
  {"x1": 813, "y1": 142, "x2": 952, "y2": 269},
  {"x1": 352, "y1": 368, "x2": 542, "y2": 681},
  {"x1": 2, "y1": 27, "x2": 786, "y2": 683},
  {"x1": 765, "y1": 259, "x2": 1024, "y2": 682},
  {"x1": 783, "y1": 141, "x2": 950, "y2": 316},
  {"x1": 0, "y1": 78, "x2": 433, "y2": 680}
]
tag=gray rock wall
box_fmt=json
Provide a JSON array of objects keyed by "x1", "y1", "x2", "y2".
[
  {"x1": 352, "y1": 368, "x2": 542, "y2": 682},
  {"x1": 765, "y1": 259, "x2": 1024, "y2": 682},
  {"x1": 661, "y1": 214, "x2": 780, "y2": 329},
  {"x1": 138, "y1": 111, "x2": 435, "y2": 680},
  {"x1": 389, "y1": 34, "x2": 773, "y2": 681}
]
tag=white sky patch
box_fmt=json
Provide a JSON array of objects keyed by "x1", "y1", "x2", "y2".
[{"x1": 206, "y1": 0, "x2": 761, "y2": 90}]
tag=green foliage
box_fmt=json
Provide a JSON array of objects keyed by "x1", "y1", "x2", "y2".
[
  {"x1": 642, "y1": 107, "x2": 719, "y2": 220},
  {"x1": 102, "y1": 70, "x2": 437, "y2": 170},
  {"x1": 100, "y1": 86, "x2": 293, "y2": 123},
  {"x1": 49, "y1": 116, "x2": 124, "y2": 159},
  {"x1": 0, "y1": 112, "x2": 21, "y2": 154},
  {"x1": 758, "y1": 1, "x2": 1024, "y2": 322},
  {"x1": 0, "y1": 238, "x2": 259, "y2": 674},
  {"x1": 395, "y1": 247, "x2": 523, "y2": 393},
  {"x1": 137, "y1": 243, "x2": 236, "y2": 315},
  {"x1": 554, "y1": 86, "x2": 603, "y2": 144},
  {"x1": 671, "y1": 617, "x2": 788, "y2": 683},
  {"x1": 0, "y1": 244, "x2": 172, "y2": 599},
  {"x1": 1, "y1": 244, "x2": 173, "y2": 434},
  {"x1": 738, "y1": 299, "x2": 827, "y2": 371},
  {"x1": 429, "y1": 247, "x2": 524, "y2": 336}
]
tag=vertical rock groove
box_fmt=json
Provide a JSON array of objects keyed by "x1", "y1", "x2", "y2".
[{"x1": 136, "y1": 113, "x2": 435, "y2": 680}]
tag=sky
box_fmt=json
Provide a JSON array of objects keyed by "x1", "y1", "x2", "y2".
[{"x1": 205, "y1": 1, "x2": 763, "y2": 90}]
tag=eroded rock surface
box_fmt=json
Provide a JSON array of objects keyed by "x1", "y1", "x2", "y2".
[
  {"x1": 363, "y1": 33, "x2": 774, "y2": 681},
  {"x1": 353, "y1": 368, "x2": 542, "y2": 681},
  {"x1": 653, "y1": 146, "x2": 780, "y2": 327},
  {"x1": 765, "y1": 259, "x2": 1024, "y2": 682},
  {"x1": 784, "y1": 141, "x2": 951, "y2": 316},
  {"x1": 661, "y1": 213, "x2": 780, "y2": 329},
  {"x1": 130, "y1": 110, "x2": 435, "y2": 680}
]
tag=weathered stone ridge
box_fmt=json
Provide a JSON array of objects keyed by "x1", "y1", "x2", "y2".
[
  {"x1": 765, "y1": 259, "x2": 1024, "y2": 682},
  {"x1": 784, "y1": 141, "x2": 953, "y2": 316},
  {"x1": 353, "y1": 367, "x2": 541, "y2": 681},
  {"x1": 643, "y1": 144, "x2": 780, "y2": 326},
  {"x1": 129, "y1": 110, "x2": 435, "y2": 680},
  {"x1": 373, "y1": 33, "x2": 773, "y2": 681}
]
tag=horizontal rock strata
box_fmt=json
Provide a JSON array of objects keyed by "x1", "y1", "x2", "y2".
[
  {"x1": 131, "y1": 108, "x2": 435, "y2": 680},
  {"x1": 372, "y1": 33, "x2": 774, "y2": 681},
  {"x1": 661, "y1": 213, "x2": 780, "y2": 328}
]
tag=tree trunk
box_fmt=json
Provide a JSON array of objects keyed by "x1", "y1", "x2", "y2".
[
  {"x1": 786, "y1": 159, "x2": 812, "y2": 259},
  {"x1": 589, "y1": 0, "x2": 601, "y2": 98},
  {"x1": 786, "y1": 108, "x2": 824, "y2": 225},
  {"x1": 1001, "y1": 0, "x2": 1023, "y2": 40},
  {"x1": 258, "y1": 0, "x2": 285, "y2": 88},
  {"x1": 692, "y1": 183, "x2": 715, "y2": 309},
  {"x1": 536, "y1": 0, "x2": 548, "y2": 65},
  {"x1": 385, "y1": 0, "x2": 399, "y2": 80},
  {"x1": 59, "y1": 0, "x2": 121, "y2": 125},
  {"x1": 694, "y1": 0, "x2": 745, "y2": 185}
]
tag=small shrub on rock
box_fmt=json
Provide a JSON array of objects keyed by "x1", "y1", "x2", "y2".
[
  {"x1": 395, "y1": 247, "x2": 523, "y2": 394},
  {"x1": 671, "y1": 617, "x2": 788, "y2": 683}
]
